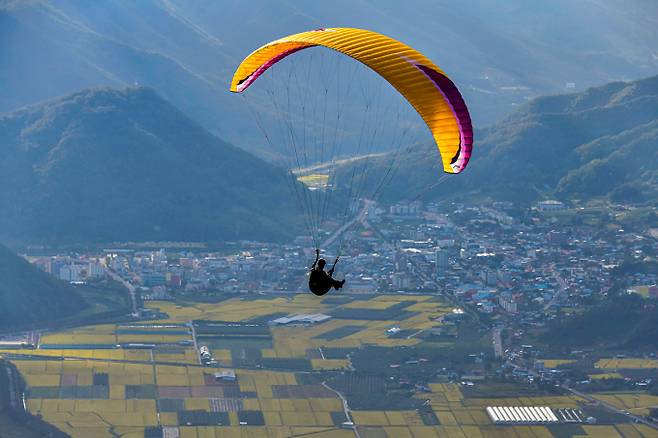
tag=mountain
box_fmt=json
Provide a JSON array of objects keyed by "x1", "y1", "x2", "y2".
[
  {"x1": 1, "y1": 0, "x2": 658, "y2": 154},
  {"x1": 0, "y1": 244, "x2": 86, "y2": 330},
  {"x1": 0, "y1": 87, "x2": 297, "y2": 244},
  {"x1": 460, "y1": 74, "x2": 658, "y2": 203},
  {"x1": 0, "y1": 0, "x2": 244, "y2": 149},
  {"x1": 345, "y1": 74, "x2": 658, "y2": 205}
]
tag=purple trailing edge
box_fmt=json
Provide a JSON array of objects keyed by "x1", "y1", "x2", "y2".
[{"x1": 413, "y1": 63, "x2": 473, "y2": 174}]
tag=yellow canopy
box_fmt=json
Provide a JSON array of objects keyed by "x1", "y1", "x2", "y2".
[{"x1": 230, "y1": 27, "x2": 473, "y2": 174}]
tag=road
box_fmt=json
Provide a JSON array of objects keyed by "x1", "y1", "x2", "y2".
[
  {"x1": 543, "y1": 263, "x2": 569, "y2": 311},
  {"x1": 492, "y1": 327, "x2": 503, "y2": 359},
  {"x1": 321, "y1": 380, "x2": 360, "y2": 438},
  {"x1": 0, "y1": 352, "x2": 323, "y2": 374},
  {"x1": 321, "y1": 199, "x2": 373, "y2": 250},
  {"x1": 4, "y1": 365, "x2": 19, "y2": 410},
  {"x1": 189, "y1": 321, "x2": 202, "y2": 365},
  {"x1": 106, "y1": 268, "x2": 139, "y2": 317},
  {"x1": 150, "y1": 349, "x2": 161, "y2": 427}
]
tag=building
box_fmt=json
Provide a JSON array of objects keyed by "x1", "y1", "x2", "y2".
[
  {"x1": 59, "y1": 266, "x2": 72, "y2": 281},
  {"x1": 486, "y1": 406, "x2": 559, "y2": 424},
  {"x1": 214, "y1": 370, "x2": 236, "y2": 381},
  {"x1": 436, "y1": 249, "x2": 449, "y2": 274},
  {"x1": 200, "y1": 345, "x2": 211, "y2": 358},
  {"x1": 58, "y1": 264, "x2": 84, "y2": 282},
  {"x1": 88, "y1": 262, "x2": 105, "y2": 278},
  {"x1": 480, "y1": 269, "x2": 498, "y2": 286},
  {"x1": 389, "y1": 202, "x2": 421, "y2": 216},
  {"x1": 387, "y1": 327, "x2": 401, "y2": 335},
  {"x1": 271, "y1": 314, "x2": 331, "y2": 325},
  {"x1": 537, "y1": 200, "x2": 565, "y2": 211},
  {"x1": 392, "y1": 273, "x2": 412, "y2": 290},
  {"x1": 167, "y1": 273, "x2": 183, "y2": 288},
  {"x1": 499, "y1": 295, "x2": 518, "y2": 313},
  {"x1": 347, "y1": 277, "x2": 377, "y2": 294},
  {"x1": 142, "y1": 272, "x2": 167, "y2": 287}
]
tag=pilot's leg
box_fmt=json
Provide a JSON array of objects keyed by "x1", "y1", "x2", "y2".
[{"x1": 332, "y1": 279, "x2": 345, "y2": 290}]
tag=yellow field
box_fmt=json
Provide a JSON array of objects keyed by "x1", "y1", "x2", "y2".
[
  {"x1": 627, "y1": 286, "x2": 650, "y2": 297},
  {"x1": 6, "y1": 294, "x2": 655, "y2": 438},
  {"x1": 342, "y1": 299, "x2": 396, "y2": 310},
  {"x1": 147, "y1": 296, "x2": 318, "y2": 323},
  {"x1": 592, "y1": 393, "x2": 658, "y2": 415},
  {"x1": 12, "y1": 358, "x2": 157, "y2": 388},
  {"x1": 29, "y1": 398, "x2": 158, "y2": 435},
  {"x1": 116, "y1": 334, "x2": 190, "y2": 343},
  {"x1": 589, "y1": 373, "x2": 624, "y2": 380},
  {"x1": 154, "y1": 350, "x2": 198, "y2": 364},
  {"x1": 310, "y1": 359, "x2": 350, "y2": 370},
  {"x1": 297, "y1": 173, "x2": 329, "y2": 189},
  {"x1": 541, "y1": 359, "x2": 576, "y2": 368},
  {"x1": 462, "y1": 395, "x2": 584, "y2": 409},
  {"x1": 596, "y1": 358, "x2": 658, "y2": 369}
]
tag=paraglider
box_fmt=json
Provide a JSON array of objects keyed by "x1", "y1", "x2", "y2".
[
  {"x1": 230, "y1": 28, "x2": 473, "y2": 295},
  {"x1": 308, "y1": 250, "x2": 345, "y2": 296}
]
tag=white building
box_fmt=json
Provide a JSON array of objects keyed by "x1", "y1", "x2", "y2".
[
  {"x1": 537, "y1": 200, "x2": 565, "y2": 211},
  {"x1": 486, "y1": 406, "x2": 559, "y2": 424},
  {"x1": 271, "y1": 314, "x2": 331, "y2": 325}
]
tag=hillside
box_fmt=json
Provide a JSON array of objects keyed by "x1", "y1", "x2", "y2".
[
  {"x1": 0, "y1": 244, "x2": 86, "y2": 330},
  {"x1": 0, "y1": 87, "x2": 297, "y2": 244},
  {"x1": 342, "y1": 74, "x2": 658, "y2": 205},
  {"x1": 539, "y1": 293, "x2": 658, "y2": 352},
  {"x1": 1, "y1": 0, "x2": 658, "y2": 153}
]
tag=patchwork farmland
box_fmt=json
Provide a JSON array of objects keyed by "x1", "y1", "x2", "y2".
[{"x1": 1, "y1": 294, "x2": 657, "y2": 437}]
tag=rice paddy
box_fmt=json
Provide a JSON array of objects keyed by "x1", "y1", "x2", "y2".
[
  {"x1": 2, "y1": 293, "x2": 656, "y2": 437},
  {"x1": 297, "y1": 173, "x2": 330, "y2": 189},
  {"x1": 540, "y1": 359, "x2": 576, "y2": 369},
  {"x1": 596, "y1": 358, "x2": 658, "y2": 370},
  {"x1": 590, "y1": 393, "x2": 658, "y2": 417}
]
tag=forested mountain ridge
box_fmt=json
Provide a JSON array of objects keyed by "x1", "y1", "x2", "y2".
[
  {"x1": 0, "y1": 244, "x2": 86, "y2": 330},
  {"x1": 349, "y1": 74, "x2": 658, "y2": 205},
  {"x1": 0, "y1": 87, "x2": 297, "y2": 243}
]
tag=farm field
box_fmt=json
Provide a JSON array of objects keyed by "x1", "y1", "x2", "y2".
[
  {"x1": 590, "y1": 393, "x2": 658, "y2": 417},
  {"x1": 2, "y1": 293, "x2": 657, "y2": 438},
  {"x1": 596, "y1": 358, "x2": 658, "y2": 370},
  {"x1": 540, "y1": 359, "x2": 576, "y2": 369}
]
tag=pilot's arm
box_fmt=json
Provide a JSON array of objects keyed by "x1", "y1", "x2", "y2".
[{"x1": 310, "y1": 249, "x2": 320, "y2": 270}]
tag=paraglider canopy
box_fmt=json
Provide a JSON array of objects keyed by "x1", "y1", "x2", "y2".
[{"x1": 230, "y1": 27, "x2": 473, "y2": 174}]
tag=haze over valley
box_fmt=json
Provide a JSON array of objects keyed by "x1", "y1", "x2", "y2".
[{"x1": 1, "y1": 2, "x2": 658, "y2": 438}]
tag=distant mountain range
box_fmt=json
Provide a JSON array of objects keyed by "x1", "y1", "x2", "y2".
[
  {"x1": 347, "y1": 74, "x2": 658, "y2": 205},
  {"x1": 0, "y1": 244, "x2": 85, "y2": 330},
  {"x1": 3, "y1": 75, "x2": 653, "y2": 246},
  {"x1": 2, "y1": 0, "x2": 658, "y2": 155},
  {"x1": 0, "y1": 87, "x2": 297, "y2": 244}
]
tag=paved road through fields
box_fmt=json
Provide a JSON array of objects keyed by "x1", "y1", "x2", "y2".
[{"x1": 106, "y1": 268, "x2": 139, "y2": 317}]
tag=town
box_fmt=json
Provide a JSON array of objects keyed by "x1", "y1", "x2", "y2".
[{"x1": 26, "y1": 199, "x2": 657, "y2": 316}]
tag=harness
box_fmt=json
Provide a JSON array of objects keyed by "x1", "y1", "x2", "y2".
[{"x1": 309, "y1": 256, "x2": 339, "y2": 296}]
